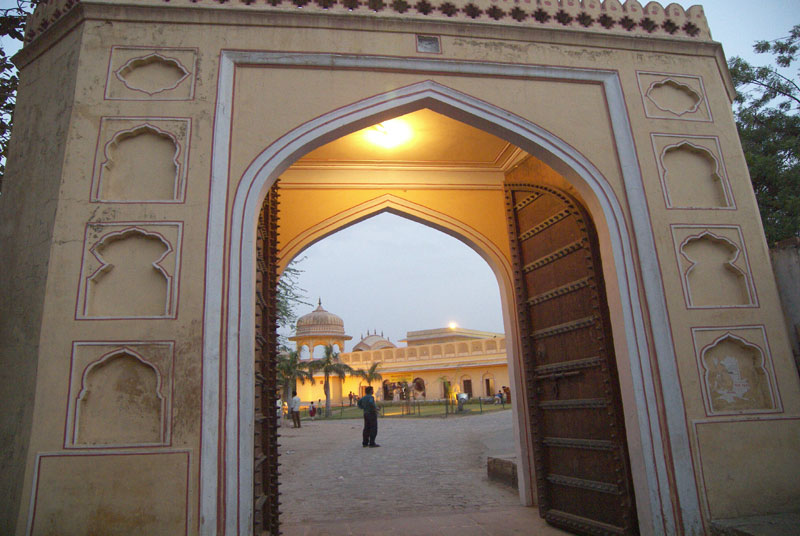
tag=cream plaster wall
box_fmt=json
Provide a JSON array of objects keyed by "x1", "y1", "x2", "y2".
[
  {"x1": 3, "y1": 2, "x2": 799, "y2": 535},
  {"x1": 0, "y1": 26, "x2": 84, "y2": 534}
]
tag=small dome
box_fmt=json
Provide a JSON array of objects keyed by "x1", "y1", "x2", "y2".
[
  {"x1": 291, "y1": 300, "x2": 350, "y2": 340},
  {"x1": 353, "y1": 332, "x2": 396, "y2": 352}
]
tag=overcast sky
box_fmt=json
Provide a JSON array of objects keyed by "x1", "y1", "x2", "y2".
[{"x1": 280, "y1": 1, "x2": 798, "y2": 351}]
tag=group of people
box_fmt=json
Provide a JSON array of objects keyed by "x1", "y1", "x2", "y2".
[
  {"x1": 284, "y1": 392, "x2": 318, "y2": 428},
  {"x1": 284, "y1": 387, "x2": 381, "y2": 448},
  {"x1": 494, "y1": 386, "x2": 511, "y2": 404}
]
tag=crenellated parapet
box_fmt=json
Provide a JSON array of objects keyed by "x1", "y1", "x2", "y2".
[
  {"x1": 338, "y1": 336, "x2": 507, "y2": 372},
  {"x1": 24, "y1": 0, "x2": 710, "y2": 45}
]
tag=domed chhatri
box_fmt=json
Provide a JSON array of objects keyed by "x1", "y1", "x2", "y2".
[
  {"x1": 289, "y1": 299, "x2": 352, "y2": 355},
  {"x1": 352, "y1": 330, "x2": 396, "y2": 352}
]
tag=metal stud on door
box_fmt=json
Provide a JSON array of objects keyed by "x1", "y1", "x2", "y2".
[
  {"x1": 505, "y1": 182, "x2": 638, "y2": 536},
  {"x1": 254, "y1": 182, "x2": 281, "y2": 535}
]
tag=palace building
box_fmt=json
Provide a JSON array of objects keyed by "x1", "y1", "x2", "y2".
[{"x1": 289, "y1": 302, "x2": 510, "y2": 403}]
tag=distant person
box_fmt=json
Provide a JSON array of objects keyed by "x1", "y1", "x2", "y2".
[
  {"x1": 309, "y1": 401, "x2": 316, "y2": 421},
  {"x1": 290, "y1": 390, "x2": 302, "y2": 428},
  {"x1": 348, "y1": 391, "x2": 354, "y2": 406},
  {"x1": 495, "y1": 391, "x2": 503, "y2": 404},
  {"x1": 358, "y1": 385, "x2": 380, "y2": 448}
]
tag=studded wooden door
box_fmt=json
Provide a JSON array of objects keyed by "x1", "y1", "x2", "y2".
[
  {"x1": 505, "y1": 182, "x2": 638, "y2": 535},
  {"x1": 254, "y1": 182, "x2": 281, "y2": 535}
]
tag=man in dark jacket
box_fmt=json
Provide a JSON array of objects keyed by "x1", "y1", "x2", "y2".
[{"x1": 358, "y1": 386, "x2": 380, "y2": 448}]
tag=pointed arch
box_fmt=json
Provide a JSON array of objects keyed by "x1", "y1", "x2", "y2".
[
  {"x1": 201, "y1": 53, "x2": 701, "y2": 535},
  {"x1": 73, "y1": 347, "x2": 166, "y2": 446},
  {"x1": 699, "y1": 332, "x2": 775, "y2": 414},
  {"x1": 277, "y1": 193, "x2": 511, "y2": 280}
]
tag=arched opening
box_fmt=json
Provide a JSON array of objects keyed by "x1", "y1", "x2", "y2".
[
  {"x1": 206, "y1": 73, "x2": 698, "y2": 535},
  {"x1": 264, "y1": 110, "x2": 637, "y2": 532}
]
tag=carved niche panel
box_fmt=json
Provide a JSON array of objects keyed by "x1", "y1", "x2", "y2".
[
  {"x1": 671, "y1": 225, "x2": 757, "y2": 308},
  {"x1": 651, "y1": 134, "x2": 734, "y2": 209},
  {"x1": 28, "y1": 451, "x2": 189, "y2": 535},
  {"x1": 105, "y1": 47, "x2": 197, "y2": 100},
  {"x1": 91, "y1": 118, "x2": 190, "y2": 202},
  {"x1": 691, "y1": 327, "x2": 781, "y2": 415},
  {"x1": 76, "y1": 222, "x2": 183, "y2": 319},
  {"x1": 65, "y1": 342, "x2": 174, "y2": 447},
  {"x1": 637, "y1": 71, "x2": 711, "y2": 121}
]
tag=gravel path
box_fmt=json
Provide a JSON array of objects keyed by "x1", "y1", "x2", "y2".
[{"x1": 278, "y1": 410, "x2": 521, "y2": 524}]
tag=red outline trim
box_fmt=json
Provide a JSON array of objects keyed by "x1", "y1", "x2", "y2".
[
  {"x1": 104, "y1": 46, "x2": 198, "y2": 102},
  {"x1": 635, "y1": 71, "x2": 712, "y2": 123},
  {"x1": 28, "y1": 450, "x2": 191, "y2": 536},
  {"x1": 89, "y1": 117, "x2": 192, "y2": 204},
  {"x1": 74, "y1": 221, "x2": 184, "y2": 320}
]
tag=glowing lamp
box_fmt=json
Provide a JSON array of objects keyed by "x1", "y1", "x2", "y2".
[
  {"x1": 364, "y1": 119, "x2": 412, "y2": 148},
  {"x1": 448, "y1": 322, "x2": 458, "y2": 329}
]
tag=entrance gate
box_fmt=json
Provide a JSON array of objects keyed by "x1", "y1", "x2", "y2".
[
  {"x1": 11, "y1": 3, "x2": 799, "y2": 535},
  {"x1": 220, "y1": 75, "x2": 701, "y2": 536},
  {"x1": 505, "y1": 182, "x2": 638, "y2": 535},
  {"x1": 254, "y1": 181, "x2": 639, "y2": 535}
]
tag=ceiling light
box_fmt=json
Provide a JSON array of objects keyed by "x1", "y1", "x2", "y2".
[{"x1": 364, "y1": 119, "x2": 412, "y2": 149}]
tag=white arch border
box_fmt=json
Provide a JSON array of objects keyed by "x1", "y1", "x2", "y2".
[{"x1": 202, "y1": 52, "x2": 702, "y2": 535}]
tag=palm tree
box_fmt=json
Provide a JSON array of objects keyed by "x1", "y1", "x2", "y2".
[
  {"x1": 352, "y1": 362, "x2": 383, "y2": 398},
  {"x1": 277, "y1": 350, "x2": 314, "y2": 416},
  {"x1": 309, "y1": 344, "x2": 353, "y2": 417}
]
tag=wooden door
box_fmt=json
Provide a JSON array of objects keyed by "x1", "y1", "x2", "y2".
[
  {"x1": 463, "y1": 379, "x2": 473, "y2": 398},
  {"x1": 254, "y1": 182, "x2": 281, "y2": 535},
  {"x1": 505, "y1": 182, "x2": 638, "y2": 535}
]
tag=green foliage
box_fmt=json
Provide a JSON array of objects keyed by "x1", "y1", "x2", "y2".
[
  {"x1": 309, "y1": 344, "x2": 354, "y2": 417},
  {"x1": 276, "y1": 350, "x2": 314, "y2": 404},
  {"x1": 277, "y1": 257, "x2": 310, "y2": 349},
  {"x1": 0, "y1": 1, "x2": 34, "y2": 189},
  {"x1": 728, "y1": 24, "x2": 800, "y2": 243},
  {"x1": 351, "y1": 361, "x2": 383, "y2": 385}
]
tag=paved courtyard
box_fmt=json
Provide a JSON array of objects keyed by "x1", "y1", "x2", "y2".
[{"x1": 278, "y1": 410, "x2": 569, "y2": 535}]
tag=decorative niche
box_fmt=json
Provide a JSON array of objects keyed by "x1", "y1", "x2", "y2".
[
  {"x1": 637, "y1": 71, "x2": 711, "y2": 121},
  {"x1": 116, "y1": 53, "x2": 189, "y2": 96},
  {"x1": 76, "y1": 222, "x2": 183, "y2": 319},
  {"x1": 105, "y1": 47, "x2": 197, "y2": 100},
  {"x1": 671, "y1": 225, "x2": 757, "y2": 309},
  {"x1": 651, "y1": 134, "x2": 734, "y2": 209},
  {"x1": 691, "y1": 327, "x2": 781, "y2": 416},
  {"x1": 65, "y1": 341, "x2": 175, "y2": 448},
  {"x1": 91, "y1": 118, "x2": 190, "y2": 203}
]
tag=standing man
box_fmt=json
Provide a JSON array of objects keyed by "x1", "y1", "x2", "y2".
[
  {"x1": 290, "y1": 390, "x2": 302, "y2": 429},
  {"x1": 357, "y1": 386, "x2": 379, "y2": 448}
]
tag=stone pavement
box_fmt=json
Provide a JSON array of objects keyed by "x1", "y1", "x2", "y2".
[
  {"x1": 278, "y1": 410, "x2": 569, "y2": 535},
  {"x1": 710, "y1": 512, "x2": 800, "y2": 536}
]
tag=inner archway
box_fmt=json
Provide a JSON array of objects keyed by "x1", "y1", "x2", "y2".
[
  {"x1": 209, "y1": 71, "x2": 697, "y2": 535},
  {"x1": 276, "y1": 211, "x2": 517, "y2": 530}
]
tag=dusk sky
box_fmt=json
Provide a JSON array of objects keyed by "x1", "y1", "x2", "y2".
[{"x1": 279, "y1": 1, "x2": 798, "y2": 351}]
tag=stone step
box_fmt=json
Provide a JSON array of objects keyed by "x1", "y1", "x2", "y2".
[{"x1": 487, "y1": 455, "x2": 517, "y2": 490}]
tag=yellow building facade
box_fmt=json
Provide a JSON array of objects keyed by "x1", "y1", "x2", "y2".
[
  {"x1": 2, "y1": 0, "x2": 800, "y2": 534},
  {"x1": 290, "y1": 305, "x2": 511, "y2": 403}
]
